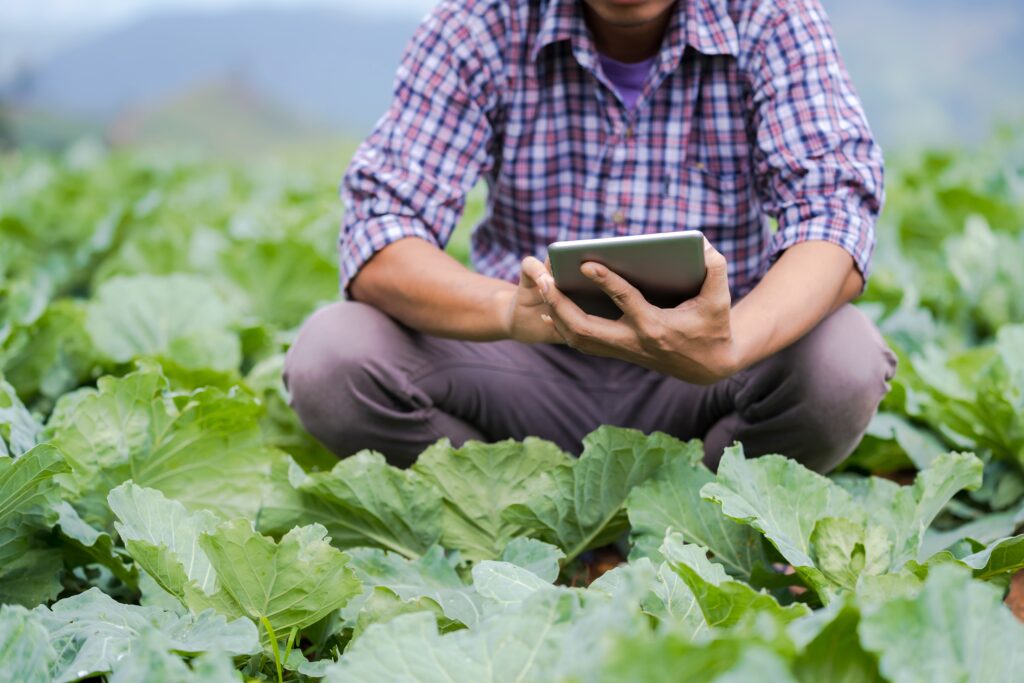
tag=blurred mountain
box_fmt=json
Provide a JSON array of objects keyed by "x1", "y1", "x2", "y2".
[
  {"x1": 1, "y1": 1, "x2": 1022, "y2": 151},
  {"x1": 107, "y1": 77, "x2": 330, "y2": 157},
  {"x1": 3, "y1": 6, "x2": 419, "y2": 135}
]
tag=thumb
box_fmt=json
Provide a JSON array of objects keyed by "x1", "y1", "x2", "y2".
[
  {"x1": 699, "y1": 239, "x2": 731, "y2": 307},
  {"x1": 520, "y1": 256, "x2": 547, "y2": 289}
]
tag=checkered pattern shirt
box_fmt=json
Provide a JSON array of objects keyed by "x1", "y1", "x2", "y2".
[{"x1": 339, "y1": 0, "x2": 884, "y2": 299}]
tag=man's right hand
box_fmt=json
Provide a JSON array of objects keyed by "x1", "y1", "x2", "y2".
[{"x1": 501, "y1": 256, "x2": 564, "y2": 344}]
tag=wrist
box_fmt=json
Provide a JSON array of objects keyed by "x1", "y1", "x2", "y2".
[{"x1": 491, "y1": 286, "x2": 516, "y2": 340}]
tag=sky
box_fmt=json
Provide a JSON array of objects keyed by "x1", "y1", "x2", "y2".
[{"x1": 1, "y1": 0, "x2": 435, "y2": 31}]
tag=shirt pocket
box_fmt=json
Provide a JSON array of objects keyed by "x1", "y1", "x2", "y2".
[{"x1": 653, "y1": 164, "x2": 756, "y2": 237}]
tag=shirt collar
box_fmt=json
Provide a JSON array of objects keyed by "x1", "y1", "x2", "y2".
[{"x1": 530, "y1": 0, "x2": 739, "y2": 64}]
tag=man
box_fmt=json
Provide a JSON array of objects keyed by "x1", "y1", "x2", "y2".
[{"x1": 284, "y1": 0, "x2": 897, "y2": 472}]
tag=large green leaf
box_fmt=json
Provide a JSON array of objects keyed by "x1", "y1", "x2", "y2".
[
  {"x1": 502, "y1": 427, "x2": 679, "y2": 563},
  {"x1": 412, "y1": 437, "x2": 574, "y2": 562},
  {"x1": 0, "y1": 444, "x2": 68, "y2": 605},
  {"x1": 788, "y1": 599, "x2": 883, "y2": 683},
  {"x1": 47, "y1": 366, "x2": 285, "y2": 525},
  {"x1": 110, "y1": 483, "x2": 362, "y2": 641},
  {"x1": 191, "y1": 521, "x2": 362, "y2": 636},
  {"x1": 108, "y1": 482, "x2": 220, "y2": 596},
  {"x1": 344, "y1": 546, "x2": 482, "y2": 628},
  {"x1": 36, "y1": 588, "x2": 258, "y2": 683},
  {"x1": 701, "y1": 446, "x2": 982, "y2": 601},
  {"x1": 700, "y1": 446, "x2": 860, "y2": 600},
  {"x1": 108, "y1": 634, "x2": 245, "y2": 683},
  {"x1": 858, "y1": 564, "x2": 1024, "y2": 683},
  {"x1": 662, "y1": 533, "x2": 809, "y2": 628},
  {"x1": 599, "y1": 623, "x2": 799, "y2": 683},
  {"x1": 257, "y1": 452, "x2": 442, "y2": 559},
  {"x1": 0, "y1": 605, "x2": 55, "y2": 683},
  {"x1": 500, "y1": 538, "x2": 565, "y2": 583},
  {"x1": 626, "y1": 442, "x2": 767, "y2": 579},
  {"x1": 0, "y1": 300, "x2": 101, "y2": 409},
  {"x1": 325, "y1": 592, "x2": 588, "y2": 683},
  {"x1": 85, "y1": 273, "x2": 241, "y2": 372},
  {"x1": 0, "y1": 375, "x2": 41, "y2": 457},
  {"x1": 589, "y1": 557, "x2": 708, "y2": 638}
]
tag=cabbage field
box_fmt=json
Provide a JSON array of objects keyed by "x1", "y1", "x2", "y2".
[{"x1": 1, "y1": 131, "x2": 1024, "y2": 682}]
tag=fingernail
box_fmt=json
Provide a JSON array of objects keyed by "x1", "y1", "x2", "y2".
[
  {"x1": 582, "y1": 263, "x2": 603, "y2": 278},
  {"x1": 538, "y1": 276, "x2": 550, "y2": 296}
]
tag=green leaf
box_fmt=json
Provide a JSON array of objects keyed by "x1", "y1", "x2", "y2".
[
  {"x1": 412, "y1": 437, "x2": 573, "y2": 562},
  {"x1": 36, "y1": 588, "x2": 258, "y2": 683},
  {"x1": 0, "y1": 375, "x2": 41, "y2": 457},
  {"x1": 111, "y1": 483, "x2": 362, "y2": 641},
  {"x1": 0, "y1": 300, "x2": 100, "y2": 409},
  {"x1": 810, "y1": 518, "x2": 892, "y2": 593},
  {"x1": 108, "y1": 630, "x2": 245, "y2": 683},
  {"x1": 53, "y1": 500, "x2": 136, "y2": 584},
  {"x1": 854, "y1": 412, "x2": 947, "y2": 471},
  {"x1": 500, "y1": 537, "x2": 565, "y2": 583},
  {"x1": 108, "y1": 482, "x2": 220, "y2": 596},
  {"x1": 591, "y1": 558, "x2": 706, "y2": 638},
  {"x1": 918, "y1": 534, "x2": 1024, "y2": 582},
  {"x1": 837, "y1": 451, "x2": 983, "y2": 567},
  {"x1": 599, "y1": 627, "x2": 799, "y2": 683},
  {"x1": 700, "y1": 445, "x2": 859, "y2": 600},
  {"x1": 0, "y1": 605, "x2": 55, "y2": 683},
  {"x1": 626, "y1": 443, "x2": 767, "y2": 579},
  {"x1": 219, "y1": 238, "x2": 337, "y2": 330},
  {"x1": 0, "y1": 444, "x2": 68, "y2": 606},
  {"x1": 257, "y1": 452, "x2": 442, "y2": 559},
  {"x1": 325, "y1": 595, "x2": 578, "y2": 683},
  {"x1": 470, "y1": 561, "x2": 556, "y2": 608},
  {"x1": 344, "y1": 546, "x2": 481, "y2": 628},
  {"x1": 662, "y1": 533, "x2": 809, "y2": 628},
  {"x1": 48, "y1": 366, "x2": 286, "y2": 525},
  {"x1": 701, "y1": 446, "x2": 982, "y2": 601},
  {"x1": 858, "y1": 564, "x2": 1024, "y2": 683},
  {"x1": 188, "y1": 520, "x2": 363, "y2": 637},
  {"x1": 958, "y1": 534, "x2": 1024, "y2": 579},
  {"x1": 85, "y1": 273, "x2": 241, "y2": 372},
  {"x1": 788, "y1": 599, "x2": 883, "y2": 683},
  {"x1": 502, "y1": 427, "x2": 679, "y2": 563}
]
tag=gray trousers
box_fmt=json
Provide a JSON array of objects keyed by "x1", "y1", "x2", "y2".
[{"x1": 284, "y1": 301, "x2": 897, "y2": 472}]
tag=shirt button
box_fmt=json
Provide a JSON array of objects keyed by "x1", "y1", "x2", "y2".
[
  {"x1": 694, "y1": 161, "x2": 705, "y2": 170},
  {"x1": 625, "y1": 127, "x2": 634, "y2": 139},
  {"x1": 612, "y1": 210, "x2": 626, "y2": 225}
]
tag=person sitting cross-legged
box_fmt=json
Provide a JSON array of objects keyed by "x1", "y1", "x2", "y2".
[{"x1": 285, "y1": 0, "x2": 898, "y2": 472}]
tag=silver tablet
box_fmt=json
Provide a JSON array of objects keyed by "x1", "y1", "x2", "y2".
[{"x1": 548, "y1": 230, "x2": 706, "y2": 319}]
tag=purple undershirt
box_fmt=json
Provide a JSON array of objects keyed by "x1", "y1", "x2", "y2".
[{"x1": 598, "y1": 53, "x2": 656, "y2": 111}]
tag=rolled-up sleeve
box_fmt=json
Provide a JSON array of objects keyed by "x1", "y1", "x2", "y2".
[
  {"x1": 338, "y1": 1, "x2": 502, "y2": 294},
  {"x1": 749, "y1": 0, "x2": 884, "y2": 284}
]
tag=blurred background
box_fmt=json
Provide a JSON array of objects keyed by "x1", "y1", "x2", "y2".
[{"x1": 1, "y1": 0, "x2": 1022, "y2": 157}]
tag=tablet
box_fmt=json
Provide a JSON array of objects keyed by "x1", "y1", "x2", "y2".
[{"x1": 548, "y1": 230, "x2": 706, "y2": 319}]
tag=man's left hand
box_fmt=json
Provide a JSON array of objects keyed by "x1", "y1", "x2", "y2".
[{"x1": 521, "y1": 241, "x2": 742, "y2": 385}]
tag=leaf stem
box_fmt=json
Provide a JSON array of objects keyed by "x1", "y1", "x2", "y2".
[{"x1": 260, "y1": 614, "x2": 284, "y2": 683}]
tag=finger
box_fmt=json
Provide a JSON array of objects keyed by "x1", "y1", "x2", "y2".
[
  {"x1": 520, "y1": 256, "x2": 547, "y2": 288},
  {"x1": 580, "y1": 262, "x2": 654, "y2": 319},
  {"x1": 537, "y1": 272, "x2": 637, "y2": 352},
  {"x1": 698, "y1": 240, "x2": 732, "y2": 308}
]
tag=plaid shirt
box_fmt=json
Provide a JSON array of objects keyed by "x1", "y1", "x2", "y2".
[{"x1": 339, "y1": 0, "x2": 884, "y2": 299}]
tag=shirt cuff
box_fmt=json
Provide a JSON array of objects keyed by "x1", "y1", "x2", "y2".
[
  {"x1": 338, "y1": 215, "x2": 441, "y2": 296},
  {"x1": 767, "y1": 205, "x2": 876, "y2": 288}
]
